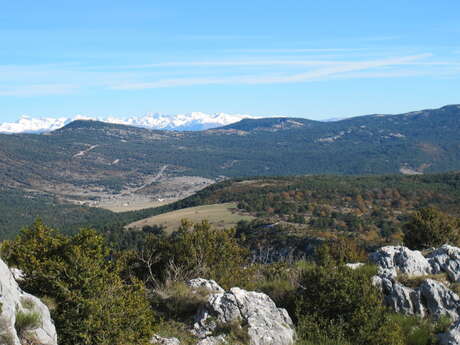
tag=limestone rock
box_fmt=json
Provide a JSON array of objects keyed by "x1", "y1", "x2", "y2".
[
  {"x1": 419, "y1": 279, "x2": 460, "y2": 320},
  {"x1": 191, "y1": 279, "x2": 295, "y2": 345},
  {"x1": 345, "y1": 263, "x2": 364, "y2": 270},
  {"x1": 196, "y1": 335, "x2": 227, "y2": 345},
  {"x1": 370, "y1": 245, "x2": 460, "y2": 324},
  {"x1": 369, "y1": 246, "x2": 432, "y2": 278},
  {"x1": 188, "y1": 278, "x2": 225, "y2": 294},
  {"x1": 150, "y1": 334, "x2": 181, "y2": 345},
  {"x1": 428, "y1": 245, "x2": 460, "y2": 282},
  {"x1": 0, "y1": 258, "x2": 57, "y2": 345},
  {"x1": 378, "y1": 277, "x2": 425, "y2": 316}
]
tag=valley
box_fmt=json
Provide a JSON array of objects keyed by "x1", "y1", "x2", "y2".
[{"x1": 1, "y1": 104, "x2": 460, "y2": 239}]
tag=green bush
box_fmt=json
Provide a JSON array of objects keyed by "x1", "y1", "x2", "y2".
[
  {"x1": 403, "y1": 207, "x2": 460, "y2": 250},
  {"x1": 295, "y1": 261, "x2": 404, "y2": 345},
  {"x1": 2, "y1": 220, "x2": 155, "y2": 345},
  {"x1": 389, "y1": 314, "x2": 452, "y2": 345},
  {"x1": 132, "y1": 220, "x2": 249, "y2": 290}
]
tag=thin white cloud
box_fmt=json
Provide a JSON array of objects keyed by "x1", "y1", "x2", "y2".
[
  {"x1": 111, "y1": 54, "x2": 433, "y2": 90},
  {"x1": 123, "y1": 60, "x2": 346, "y2": 69},
  {"x1": 228, "y1": 48, "x2": 368, "y2": 53}
]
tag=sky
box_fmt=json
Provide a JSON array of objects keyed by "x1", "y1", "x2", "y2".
[{"x1": 1, "y1": 0, "x2": 459, "y2": 122}]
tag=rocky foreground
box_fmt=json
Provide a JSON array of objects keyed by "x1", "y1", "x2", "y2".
[
  {"x1": 0, "y1": 258, "x2": 57, "y2": 345},
  {"x1": 369, "y1": 245, "x2": 460, "y2": 345},
  {"x1": 4, "y1": 245, "x2": 460, "y2": 345}
]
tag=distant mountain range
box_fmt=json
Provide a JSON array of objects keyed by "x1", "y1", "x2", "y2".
[
  {"x1": 0, "y1": 112, "x2": 257, "y2": 133},
  {"x1": 0, "y1": 104, "x2": 459, "y2": 237}
]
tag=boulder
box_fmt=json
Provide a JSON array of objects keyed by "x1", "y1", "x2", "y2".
[
  {"x1": 369, "y1": 246, "x2": 432, "y2": 278},
  {"x1": 188, "y1": 278, "x2": 225, "y2": 294},
  {"x1": 150, "y1": 334, "x2": 181, "y2": 345},
  {"x1": 428, "y1": 245, "x2": 460, "y2": 282},
  {"x1": 191, "y1": 279, "x2": 295, "y2": 345},
  {"x1": 0, "y1": 258, "x2": 57, "y2": 345}
]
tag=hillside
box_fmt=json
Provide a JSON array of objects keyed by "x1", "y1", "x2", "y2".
[
  {"x1": 119, "y1": 172, "x2": 460, "y2": 253},
  {"x1": 0, "y1": 104, "x2": 460, "y2": 236}
]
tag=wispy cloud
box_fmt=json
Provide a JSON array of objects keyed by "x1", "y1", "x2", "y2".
[
  {"x1": 122, "y1": 60, "x2": 346, "y2": 69},
  {"x1": 111, "y1": 54, "x2": 433, "y2": 90},
  {"x1": 2, "y1": 51, "x2": 459, "y2": 96},
  {"x1": 227, "y1": 48, "x2": 368, "y2": 53}
]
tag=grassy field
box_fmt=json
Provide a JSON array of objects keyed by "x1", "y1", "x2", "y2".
[{"x1": 125, "y1": 202, "x2": 254, "y2": 233}]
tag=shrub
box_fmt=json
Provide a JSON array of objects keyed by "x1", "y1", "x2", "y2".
[
  {"x1": 151, "y1": 281, "x2": 209, "y2": 321},
  {"x1": 295, "y1": 262, "x2": 404, "y2": 345},
  {"x1": 389, "y1": 313, "x2": 452, "y2": 345},
  {"x1": 403, "y1": 207, "x2": 460, "y2": 250},
  {"x1": 20, "y1": 298, "x2": 35, "y2": 310},
  {"x1": 2, "y1": 220, "x2": 155, "y2": 345},
  {"x1": 15, "y1": 310, "x2": 42, "y2": 335},
  {"x1": 133, "y1": 220, "x2": 249, "y2": 290}
]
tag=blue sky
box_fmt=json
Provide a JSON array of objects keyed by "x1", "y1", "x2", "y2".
[{"x1": 1, "y1": 0, "x2": 459, "y2": 121}]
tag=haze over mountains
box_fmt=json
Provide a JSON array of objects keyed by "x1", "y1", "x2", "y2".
[{"x1": 0, "y1": 112, "x2": 257, "y2": 133}]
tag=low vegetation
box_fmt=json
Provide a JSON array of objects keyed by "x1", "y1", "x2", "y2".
[{"x1": 1, "y1": 172, "x2": 460, "y2": 344}]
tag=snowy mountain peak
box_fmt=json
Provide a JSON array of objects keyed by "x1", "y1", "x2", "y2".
[{"x1": 0, "y1": 112, "x2": 258, "y2": 134}]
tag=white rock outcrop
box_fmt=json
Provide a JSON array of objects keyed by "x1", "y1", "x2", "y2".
[
  {"x1": 188, "y1": 278, "x2": 225, "y2": 294},
  {"x1": 428, "y1": 245, "x2": 460, "y2": 282},
  {"x1": 419, "y1": 279, "x2": 460, "y2": 321},
  {"x1": 150, "y1": 334, "x2": 181, "y2": 345},
  {"x1": 190, "y1": 279, "x2": 295, "y2": 345},
  {"x1": 369, "y1": 246, "x2": 432, "y2": 278},
  {"x1": 0, "y1": 258, "x2": 57, "y2": 345},
  {"x1": 369, "y1": 245, "x2": 460, "y2": 344},
  {"x1": 373, "y1": 276, "x2": 425, "y2": 316}
]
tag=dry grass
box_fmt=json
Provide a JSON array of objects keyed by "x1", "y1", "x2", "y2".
[
  {"x1": 397, "y1": 273, "x2": 450, "y2": 288},
  {"x1": 126, "y1": 203, "x2": 254, "y2": 233}
]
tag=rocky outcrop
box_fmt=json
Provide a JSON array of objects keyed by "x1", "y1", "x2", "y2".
[
  {"x1": 0, "y1": 258, "x2": 57, "y2": 345},
  {"x1": 428, "y1": 245, "x2": 460, "y2": 282},
  {"x1": 370, "y1": 246, "x2": 460, "y2": 320},
  {"x1": 188, "y1": 278, "x2": 225, "y2": 294},
  {"x1": 190, "y1": 279, "x2": 295, "y2": 345},
  {"x1": 419, "y1": 279, "x2": 460, "y2": 320},
  {"x1": 369, "y1": 245, "x2": 460, "y2": 344},
  {"x1": 369, "y1": 246, "x2": 432, "y2": 278},
  {"x1": 373, "y1": 276, "x2": 425, "y2": 316}
]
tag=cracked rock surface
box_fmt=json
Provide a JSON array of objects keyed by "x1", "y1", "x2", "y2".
[{"x1": 190, "y1": 279, "x2": 295, "y2": 345}]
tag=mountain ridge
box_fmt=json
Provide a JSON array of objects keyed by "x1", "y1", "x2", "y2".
[
  {"x1": 0, "y1": 104, "x2": 460, "y2": 217},
  {"x1": 0, "y1": 112, "x2": 257, "y2": 134}
]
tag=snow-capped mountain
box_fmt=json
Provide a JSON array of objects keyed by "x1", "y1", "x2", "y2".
[{"x1": 0, "y1": 112, "x2": 257, "y2": 134}]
